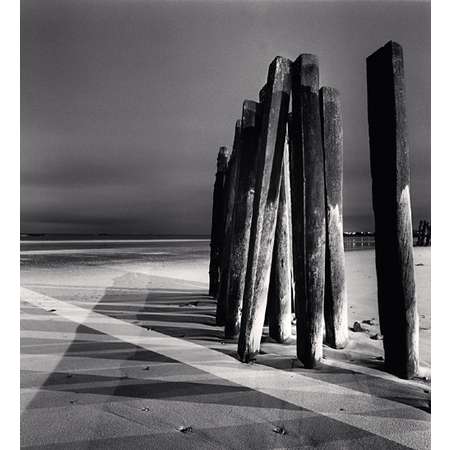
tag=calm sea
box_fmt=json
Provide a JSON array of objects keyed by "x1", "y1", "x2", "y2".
[{"x1": 21, "y1": 234, "x2": 379, "y2": 253}]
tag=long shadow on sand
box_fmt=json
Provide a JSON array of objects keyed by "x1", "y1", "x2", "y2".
[
  {"x1": 22, "y1": 269, "x2": 430, "y2": 449},
  {"x1": 23, "y1": 272, "x2": 303, "y2": 413},
  {"x1": 24, "y1": 269, "x2": 430, "y2": 412}
]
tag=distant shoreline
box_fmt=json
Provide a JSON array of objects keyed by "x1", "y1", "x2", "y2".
[
  {"x1": 20, "y1": 232, "x2": 375, "y2": 241},
  {"x1": 20, "y1": 234, "x2": 210, "y2": 242},
  {"x1": 21, "y1": 238, "x2": 210, "y2": 244}
]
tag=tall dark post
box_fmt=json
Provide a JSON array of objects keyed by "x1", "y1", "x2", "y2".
[
  {"x1": 259, "y1": 84, "x2": 270, "y2": 329},
  {"x1": 287, "y1": 113, "x2": 297, "y2": 315},
  {"x1": 290, "y1": 54, "x2": 326, "y2": 368},
  {"x1": 367, "y1": 41, "x2": 419, "y2": 379},
  {"x1": 320, "y1": 87, "x2": 348, "y2": 349},
  {"x1": 216, "y1": 121, "x2": 241, "y2": 325},
  {"x1": 425, "y1": 222, "x2": 431, "y2": 246},
  {"x1": 209, "y1": 146, "x2": 230, "y2": 298},
  {"x1": 224, "y1": 101, "x2": 262, "y2": 339},
  {"x1": 420, "y1": 220, "x2": 426, "y2": 246},
  {"x1": 267, "y1": 146, "x2": 293, "y2": 343},
  {"x1": 417, "y1": 220, "x2": 423, "y2": 246},
  {"x1": 238, "y1": 56, "x2": 291, "y2": 362}
]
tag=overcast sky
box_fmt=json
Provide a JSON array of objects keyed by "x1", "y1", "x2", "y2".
[{"x1": 21, "y1": 0, "x2": 430, "y2": 235}]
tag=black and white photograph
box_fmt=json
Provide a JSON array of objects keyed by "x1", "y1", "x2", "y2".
[{"x1": 16, "y1": 0, "x2": 433, "y2": 448}]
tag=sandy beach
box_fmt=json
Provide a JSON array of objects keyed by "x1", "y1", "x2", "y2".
[{"x1": 20, "y1": 240, "x2": 431, "y2": 448}]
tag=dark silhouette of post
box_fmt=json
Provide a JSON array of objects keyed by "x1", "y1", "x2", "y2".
[
  {"x1": 320, "y1": 87, "x2": 348, "y2": 349},
  {"x1": 261, "y1": 84, "x2": 292, "y2": 341},
  {"x1": 286, "y1": 132, "x2": 295, "y2": 317},
  {"x1": 417, "y1": 220, "x2": 423, "y2": 246},
  {"x1": 290, "y1": 54, "x2": 326, "y2": 368},
  {"x1": 287, "y1": 113, "x2": 297, "y2": 316},
  {"x1": 238, "y1": 56, "x2": 291, "y2": 362},
  {"x1": 216, "y1": 121, "x2": 241, "y2": 325},
  {"x1": 424, "y1": 221, "x2": 431, "y2": 246},
  {"x1": 418, "y1": 220, "x2": 430, "y2": 247},
  {"x1": 224, "y1": 101, "x2": 262, "y2": 338},
  {"x1": 267, "y1": 146, "x2": 292, "y2": 343},
  {"x1": 259, "y1": 84, "x2": 270, "y2": 329},
  {"x1": 209, "y1": 146, "x2": 230, "y2": 298},
  {"x1": 367, "y1": 41, "x2": 419, "y2": 379}
]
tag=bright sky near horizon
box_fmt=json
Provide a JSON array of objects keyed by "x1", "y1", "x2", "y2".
[{"x1": 21, "y1": 0, "x2": 430, "y2": 234}]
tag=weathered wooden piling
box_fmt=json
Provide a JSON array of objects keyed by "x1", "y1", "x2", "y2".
[
  {"x1": 424, "y1": 222, "x2": 431, "y2": 246},
  {"x1": 216, "y1": 121, "x2": 241, "y2": 326},
  {"x1": 420, "y1": 220, "x2": 429, "y2": 246},
  {"x1": 209, "y1": 146, "x2": 230, "y2": 298},
  {"x1": 260, "y1": 84, "x2": 270, "y2": 329},
  {"x1": 417, "y1": 220, "x2": 424, "y2": 246},
  {"x1": 237, "y1": 56, "x2": 291, "y2": 362},
  {"x1": 367, "y1": 41, "x2": 419, "y2": 379},
  {"x1": 262, "y1": 84, "x2": 293, "y2": 342},
  {"x1": 290, "y1": 54, "x2": 326, "y2": 368},
  {"x1": 320, "y1": 87, "x2": 348, "y2": 349},
  {"x1": 287, "y1": 113, "x2": 297, "y2": 315},
  {"x1": 224, "y1": 101, "x2": 262, "y2": 338},
  {"x1": 267, "y1": 147, "x2": 293, "y2": 343}
]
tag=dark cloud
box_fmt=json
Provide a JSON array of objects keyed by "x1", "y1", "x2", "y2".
[{"x1": 21, "y1": 0, "x2": 430, "y2": 234}]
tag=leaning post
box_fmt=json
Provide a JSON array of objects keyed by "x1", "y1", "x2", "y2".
[
  {"x1": 224, "y1": 101, "x2": 262, "y2": 338},
  {"x1": 425, "y1": 222, "x2": 431, "y2": 246},
  {"x1": 263, "y1": 84, "x2": 293, "y2": 342},
  {"x1": 287, "y1": 113, "x2": 297, "y2": 315},
  {"x1": 320, "y1": 87, "x2": 348, "y2": 349},
  {"x1": 419, "y1": 220, "x2": 426, "y2": 246},
  {"x1": 285, "y1": 132, "x2": 295, "y2": 317},
  {"x1": 216, "y1": 121, "x2": 241, "y2": 325},
  {"x1": 266, "y1": 146, "x2": 293, "y2": 344},
  {"x1": 367, "y1": 41, "x2": 419, "y2": 379},
  {"x1": 237, "y1": 56, "x2": 291, "y2": 362},
  {"x1": 290, "y1": 54, "x2": 326, "y2": 368},
  {"x1": 209, "y1": 146, "x2": 230, "y2": 298}
]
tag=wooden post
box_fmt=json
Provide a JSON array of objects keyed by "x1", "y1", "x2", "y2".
[
  {"x1": 260, "y1": 84, "x2": 270, "y2": 330},
  {"x1": 209, "y1": 146, "x2": 230, "y2": 298},
  {"x1": 320, "y1": 87, "x2": 348, "y2": 349},
  {"x1": 290, "y1": 54, "x2": 326, "y2": 368},
  {"x1": 287, "y1": 113, "x2": 296, "y2": 316},
  {"x1": 224, "y1": 101, "x2": 262, "y2": 339},
  {"x1": 216, "y1": 121, "x2": 241, "y2": 325},
  {"x1": 419, "y1": 220, "x2": 426, "y2": 246},
  {"x1": 367, "y1": 41, "x2": 419, "y2": 379},
  {"x1": 238, "y1": 56, "x2": 291, "y2": 362},
  {"x1": 416, "y1": 220, "x2": 422, "y2": 246},
  {"x1": 425, "y1": 222, "x2": 431, "y2": 246},
  {"x1": 267, "y1": 146, "x2": 293, "y2": 343}
]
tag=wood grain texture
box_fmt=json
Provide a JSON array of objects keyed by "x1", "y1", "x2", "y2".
[
  {"x1": 216, "y1": 122, "x2": 241, "y2": 325},
  {"x1": 290, "y1": 54, "x2": 326, "y2": 368},
  {"x1": 320, "y1": 87, "x2": 348, "y2": 349},
  {"x1": 367, "y1": 41, "x2": 419, "y2": 379},
  {"x1": 225, "y1": 101, "x2": 262, "y2": 338},
  {"x1": 209, "y1": 146, "x2": 230, "y2": 298},
  {"x1": 238, "y1": 57, "x2": 291, "y2": 362}
]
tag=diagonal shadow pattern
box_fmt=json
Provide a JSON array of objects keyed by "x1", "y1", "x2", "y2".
[{"x1": 21, "y1": 243, "x2": 429, "y2": 448}]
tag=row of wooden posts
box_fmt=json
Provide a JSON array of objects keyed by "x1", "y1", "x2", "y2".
[
  {"x1": 209, "y1": 41, "x2": 419, "y2": 379},
  {"x1": 416, "y1": 220, "x2": 431, "y2": 246}
]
